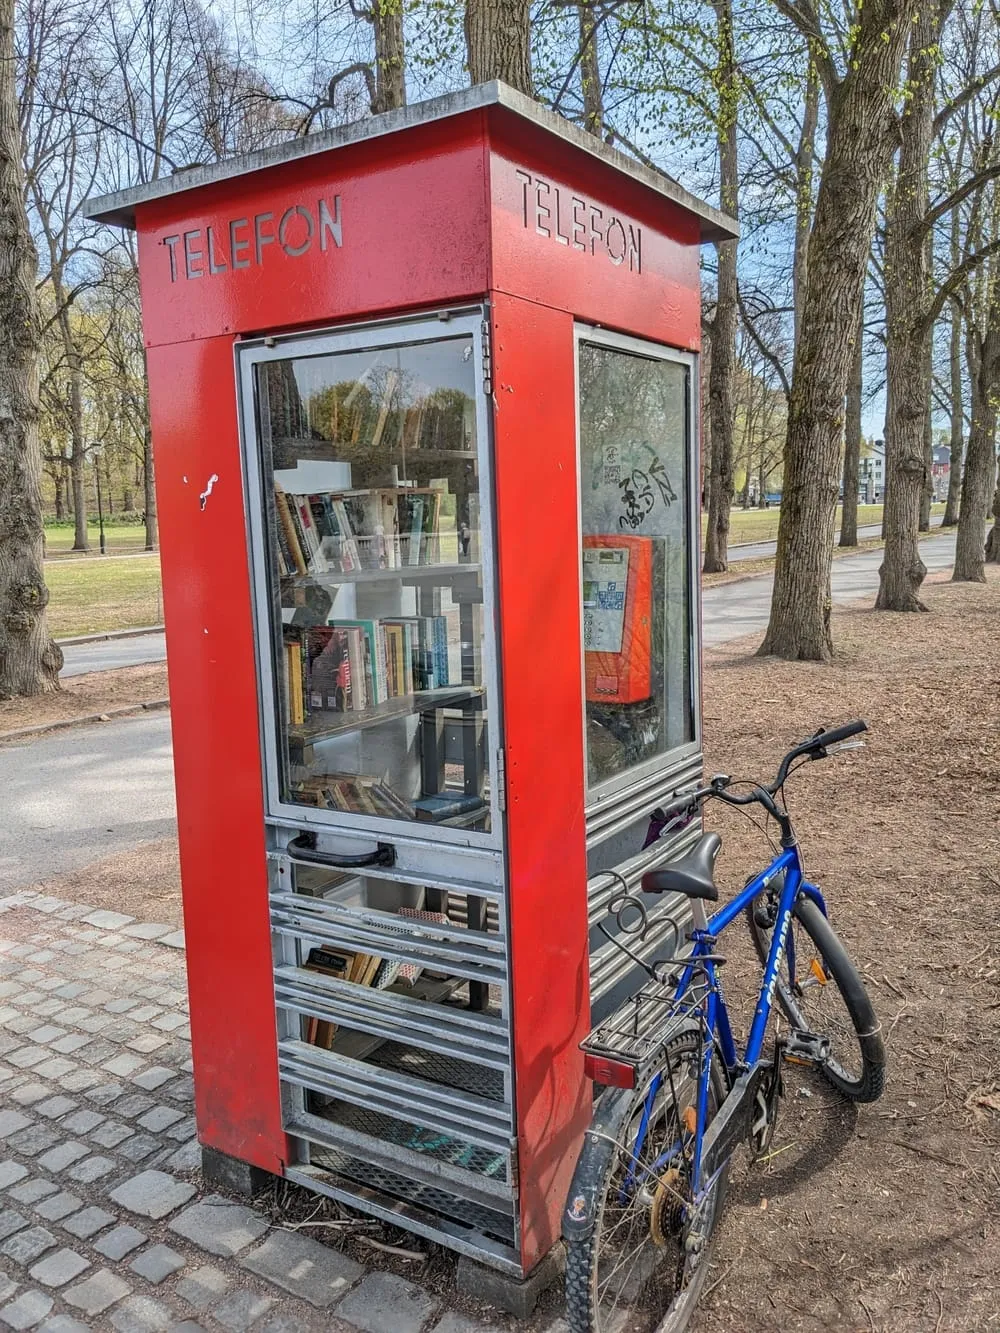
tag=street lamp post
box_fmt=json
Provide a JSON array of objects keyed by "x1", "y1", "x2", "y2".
[{"x1": 93, "y1": 447, "x2": 106, "y2": 555}]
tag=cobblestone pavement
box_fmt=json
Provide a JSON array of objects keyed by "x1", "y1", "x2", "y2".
[{"x1": 0, "y1": 892, "x2": 568, "y2": 1333}]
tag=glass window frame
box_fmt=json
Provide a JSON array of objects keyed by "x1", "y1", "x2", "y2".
[
  {"x1": 236, "y1": 307, "x2": 506, "y2": 852},
  {"x1": 573, "y1": 323, "x2": 702, "y2": 815}
]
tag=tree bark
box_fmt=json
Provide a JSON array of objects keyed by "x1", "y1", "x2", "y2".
[
  {"x1": 919, "y1": 232, "x2": 934, "y2": 533},
  {"x1": 761, "y1": 1, "x2": 914, "y2": 659},
  {"x1": 954, "y1": 306, "x2": 999, "y2": 582},
  {"x1": 875, "y1": 0, "x2": 944, "y2": 613},
  {"x1": 985, "y1": 473, "x2": 1000, "y2": 561},
  {"x1": 702, "y1": 0, "x2": 738, "y2": 575},
  {"x1": 942, "y1": 290, "x2": 963, "y2": 525},
  {"x1": 372, "y1": 0, "x2": 405, "y2": 112},
  {"x1": 792, "y1": 61, "x2": 820, "y2": 350},
  {"x1": 839, "y1": 313, "x2": 863, "y2": 546},
  {"x1": 0, "y1": 0, "x2": 61, "y2": 696},
  {"x1": 578, "y1": 2, "x2": 603, "y2": 136},
  {"x1": 143, "y1": 424, "x2": 158, "y2": 551},
  {"x1": 465, "y1": 0, "x2": 531, "y2": 92}
]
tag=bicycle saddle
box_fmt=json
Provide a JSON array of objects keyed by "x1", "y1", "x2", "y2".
[{"x1": 640, "y1": 832, "x2": 721, "y2": 901}]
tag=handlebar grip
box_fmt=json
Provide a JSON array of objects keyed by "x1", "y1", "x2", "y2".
[{"x1": 814, "y1": 719, "x2": 867, "y2": 749}]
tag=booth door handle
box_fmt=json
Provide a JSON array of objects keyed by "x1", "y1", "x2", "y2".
[{"x1": 286, "y1": 833, "x2": 396, "y2": 869}]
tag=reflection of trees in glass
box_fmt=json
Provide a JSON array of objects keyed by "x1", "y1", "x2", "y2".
[{"x1": 579, "y1": 343, "x2": 687, "y2": 538}]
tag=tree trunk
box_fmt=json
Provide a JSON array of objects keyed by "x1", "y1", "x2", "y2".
[
  {"x1": 985, "y1": 473, "x2": 1000, "y2": 562},
  {"x1": 53, "y1": 468, "x2": 64, "y2": 521},
  {"x1": 792, "y1": 61, "x2": 820, "y2": 350},
  {"x1": 942, "y1": 290, "x2": 963, "y2": 526},
  {"x1": 578, "y1": 2, "x2": 603, "y2": 136},
  {"x1": 919, "y1": 232, "x2": 934, "y2": 533},
  {"x1": 953, "y1": 370, "x2": 996, "y2": 581},
  {"x1": 702, "y1": 0, "x2": 738, "y2": 575},
  {"x1": 372, "y1": 0, "x2": 405, "y2": 112},
  {"x1": 0, "y1": 0, "x2": 61, "y2": 696},
  {"x1": 839, "y1": 313, "x2": 863, "y2": 546},
  {"x1": 123, "y1": 486, "x2": 134, "y2": 512},
  {"x1": 55, "y1": 304, "x2": 89, "y2": 553},
  {"x1": 875, "y1": 0, "x2": 944, "y2": 613},
  {"x1": 465, "y1": 0, "x2": 531, "y2": 92},
  {"x1": 760, "y1": 7, "x2": 913, "y2": 659},
  {"x1": 143, "y1": 424, "x2": 158, "y2": 551}
]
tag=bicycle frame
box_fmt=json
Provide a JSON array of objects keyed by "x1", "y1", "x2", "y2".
[{"x1": 633, "y1": 842, "x2": 829, "y2": 1195}]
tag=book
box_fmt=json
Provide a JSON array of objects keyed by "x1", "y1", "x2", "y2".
[
  {"x1": 331, "y1": 620, "x2": 384, "y2": 705},
  {"x1": 275, "y1": 484, "x2": 307, "y2": 575},
  {"x1": 344, "y1": 627, "x2": 368, "y2": 712},
  {"x1": 341, "y1": 491, "x2": 388, "y2": 570},
  {"x1": 306, "y1": 627, "x2": 352, "y2": 713},
  {"x1": 303, "y1": 946, "x2": 353, "y2": 1048},
  {"x1": 330, "y1": 497, "x2": 361, "y2": 570},
  {"x1": 293, "y1": 496, "x2": 328, "y2": 573},
  {"x1": 285, "y1": 639, "x2": 306, "y2": 725},
  {"x1": 370, "y1": 370, "x2": 399, "y2": 451},
  {"x1": 412, "y1": 794, "x2": 485, "y2": 823},
  {"x1": 396, "y1": 907, "x2": 450, "y2": 986}
]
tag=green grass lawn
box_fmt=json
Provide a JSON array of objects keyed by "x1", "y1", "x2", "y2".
[
  {"x1": 711, "y1": 503, "x2": 946, "y2": 547},
  {"x1": 45, "y1": 554, "x2": 163, "y2": 638},
  {"x1": 44, "y1": 524, "x2": 152, "y2": 555}
]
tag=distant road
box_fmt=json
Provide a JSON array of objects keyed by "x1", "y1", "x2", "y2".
[
  {"x1": 728, "y1": 514, "x2": 943, "y2": 564},
  {"x1": 60, "y1": 632, "x2": 167, "y2": 678},
  {"x1": 702, "y1": 529, "x2": 957, "y2": 646},
  {"x1": 58, "y1": 522, "x2": 954, "y2": 675}
]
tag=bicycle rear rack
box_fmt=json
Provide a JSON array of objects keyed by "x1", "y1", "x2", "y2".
[{"x1": 580, "y1": 969, "x2": 712, "y2": 1082}]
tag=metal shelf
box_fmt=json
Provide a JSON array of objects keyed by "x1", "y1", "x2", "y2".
[
  {"x1": 273, "y1": 963, "x2": 509, "y2": 1069},
  {"x1": 287, "y1": 686, "x2": 484, "y2": 747},
  {"x1": 270, "y1": 895, "x2": 508, "y2": 990},
  {"x1": 283, "y1": 561, "x2": 481, "y2": 586},
  {"x1": 279, "y1": 1039, "x2": 513, "y2": 1155}
]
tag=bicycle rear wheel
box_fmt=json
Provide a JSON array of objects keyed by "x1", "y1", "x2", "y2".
[
  {"x1": 747, "y1": 893, "x2": 885, "y2": 1103},
  {"x1": 564, "y1": 1034, "x2": 729, "y2": 1333}
]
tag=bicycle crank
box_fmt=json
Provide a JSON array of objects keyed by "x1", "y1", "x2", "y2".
[{"x1": 749, "y1": 1057, "x2": 783, "y2": 1158}]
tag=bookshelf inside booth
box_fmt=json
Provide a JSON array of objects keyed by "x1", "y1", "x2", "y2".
[
  {"x1": 252, "y1": 328, "x2": 494, "y2": 836},
  {"x1": 245, "y1": 317, "x2": 512, "y2": 1222}
]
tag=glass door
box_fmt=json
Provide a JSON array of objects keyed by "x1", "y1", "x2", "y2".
[
  {"x1": 239, "y1": 311, "x2": 501, "y2": 846},
  {"x1": 576, "y1": 328, "x2": 699, "y2": 802}
]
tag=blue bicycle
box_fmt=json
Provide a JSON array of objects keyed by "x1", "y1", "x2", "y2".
[{"x1": 563, "y1": 721, "x2": 886, "y2": 1333}]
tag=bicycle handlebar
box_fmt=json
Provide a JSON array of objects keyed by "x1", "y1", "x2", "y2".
[{"x1": 646, "y1": 719, "x2": 868, "y2": 841}]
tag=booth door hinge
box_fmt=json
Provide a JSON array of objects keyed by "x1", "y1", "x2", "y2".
[
  {"x1": 508, "y1": 1136, "x2": 520, "y2": 1192},
  {"x1": 496, "y1": 748, "x2": 506, "y2": 812},
  {"x1": 481, "y1": 317, "x2": 493, "y2": 396}
]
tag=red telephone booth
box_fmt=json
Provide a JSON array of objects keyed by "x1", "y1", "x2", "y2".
[{"x1": 86, "y1": 83, "x2": 736, "y2": 1289}]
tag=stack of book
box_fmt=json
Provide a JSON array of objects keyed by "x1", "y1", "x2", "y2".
[
  {"x1": 283, "y1": 618, "x2": 451, "y2": 725},
  {"x1": 275, "y1": 483, "x2": 444, "y2": 576},
  {"x1": 294, "y1": 773, "x2": 414, "y2": 819},
  {"x1": 302, "y1": 907, "x2": 450, "y2": 1050}
]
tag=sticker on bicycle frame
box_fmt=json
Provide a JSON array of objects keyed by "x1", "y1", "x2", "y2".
[{"x1": 567, "y1": 1195, "x2": 588, "y2": 1222}]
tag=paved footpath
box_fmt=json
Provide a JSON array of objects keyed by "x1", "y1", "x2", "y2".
[{"x1": 0, "y1": 891, "x2": 560, "y2": 1333}]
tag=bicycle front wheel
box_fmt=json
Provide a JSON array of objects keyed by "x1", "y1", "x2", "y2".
[
  {"x1": 747, "y1": 894, "x2": 886, "y2": 1103},
  {"x1": 564, "y1": 1034, "x2": 729, "y2": 1333}
]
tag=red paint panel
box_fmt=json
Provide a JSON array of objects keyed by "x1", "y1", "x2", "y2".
[
  {"x1": 146, "y1": 336, "x2": 286, "y2": 1173},
  {"x1": 136, "y1": 116, "x2": 491, "y2": 348},
  {"x1": 487, "y1": 121, "x2": 701, "y2": 349},
  {"x1": 491, "y1": 292, "x2": 591, "y2": 1267}
]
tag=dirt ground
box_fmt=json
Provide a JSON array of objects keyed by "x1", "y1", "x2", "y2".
[
  {"x1": 30, "y1": 837, "x2": 184, "y2": 927},
  {"x1": 0, "y1": 662, "x2": 168, "y2": 737},
  {"x1": 692, "y1": 568, "x2": 1000, "y2": 1333},
  {"x1": 10, "y1": 571, "x2": 999, "y2": 1332}
]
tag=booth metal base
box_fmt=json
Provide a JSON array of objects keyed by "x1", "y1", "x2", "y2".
[
  {"x1": 201, "y1": 1146, "x2": 273, "y2": 1199},
  {"x1": 455, "y1": 1244, "x2": 565, "y2": 1319}
]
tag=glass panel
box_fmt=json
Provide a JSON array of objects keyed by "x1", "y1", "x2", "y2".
[
  {"x1": 254, "y1": 333, "x2": 491, "y2": 832},
  {"x1": 578, "y1": 340, "x2": 693, "y2": 790}
]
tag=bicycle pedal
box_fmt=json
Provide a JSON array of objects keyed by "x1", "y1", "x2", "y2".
[{"x1": 783, "y1": 1030, "x2": 830, "y2": 1067}]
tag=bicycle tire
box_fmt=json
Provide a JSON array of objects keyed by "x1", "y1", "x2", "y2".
[
  {"x1": 746, "y1": 893, "x2": 886, "y2": 1103},
  {"x1": 564, "y1": 1034, "x2": 730, "y2": 1333}
]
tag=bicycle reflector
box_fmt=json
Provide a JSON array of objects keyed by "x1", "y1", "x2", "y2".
[{"x1": 583, "y1": 1053, "x2": 637, "y2": 1088}]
